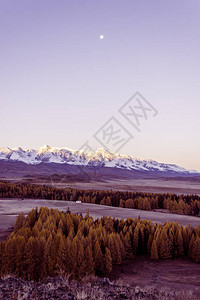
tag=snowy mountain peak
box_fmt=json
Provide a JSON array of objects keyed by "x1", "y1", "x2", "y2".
[
  {"x1": 37, "y1": 145, "x2": 53, "y2": 153},
  {"x1": 0, "y1": 146, "x2": 198, "y2": 175},
  {"x1": 0, "y1": 147, "x2": 11, "y2": 154}
]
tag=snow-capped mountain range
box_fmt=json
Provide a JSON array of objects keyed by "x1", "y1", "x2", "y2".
[{"x1": 0, "y1": 145, "x2": 198, "y2": 175}]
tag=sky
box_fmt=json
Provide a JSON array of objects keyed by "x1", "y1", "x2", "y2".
[{"x1": 0, "y1": 0, "x2": 200, "y2": 171}]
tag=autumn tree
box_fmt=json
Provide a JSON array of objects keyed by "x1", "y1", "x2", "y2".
[
  {"x1": 14, "y1": 212, "x2": 25, "y2": 231},
  {"x1": 191, "y1": 237, "x2": 200, "y2": 263},
  {"x1": 159, "y1": 229, "x2": 171, "y2": 259},
  {"x1": 151, "y1": 239, "x2": 159, "y2": 260},
  {"x1": 104, "y1": 248, "x2": 112, "y2": 273}
]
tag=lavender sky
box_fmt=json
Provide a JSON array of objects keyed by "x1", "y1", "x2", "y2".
[{"x1": 0, "y1": 0, "x2": 200, "y2": 171}]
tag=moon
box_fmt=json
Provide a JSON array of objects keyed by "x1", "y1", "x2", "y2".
[{"x1": 99, "y1": 35, "x2": 104, "y2": 39}]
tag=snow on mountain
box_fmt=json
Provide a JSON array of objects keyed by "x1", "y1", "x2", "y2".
[{"x1": 0, "y1": 145, "x2": 198, "y2": 174}]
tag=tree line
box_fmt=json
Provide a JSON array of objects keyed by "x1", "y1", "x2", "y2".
[
  {"x1": 0, "y1": 207, "x2": 200, "y2": 281},
  {"x1": 0, "y1": 181, "x2": 200, "y2": 216}
]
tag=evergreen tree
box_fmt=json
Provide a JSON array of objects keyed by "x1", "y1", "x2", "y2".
[
  {"x1": 93, "y1": 241, "x2": 103, "y2": 272},
  {"x1": 133, "y1": 224, "x2": 139, "y2": 254},
  {"x1": 2, "y1": 237, "x2": 16, "y2": 274},
  {"x1": 85, "y1": 244, "x2": 95, "y2": 275},
  {"x1": 159, "y1": 229, "x2": 171, "y2": 259},
  {"x1": 23, "y1": 237, "x2": 36, "y2": 280},
  {"x1": 188, "y1": 234, "x2": 195, "y2": 258},
  {"x1": 124, "y1": 232, "x2": 133, "y2": 258},
  {"x1": 151, "y1": 239, "x2": 159, "y2": 260},
  {"x1": 104, "y1": 248, "x2": 112, "y2": 273},
  {"x1": 191, "y1": 237, "x2": 200, "y2": 263},
  {"x1": 15, "y1": 236, "x2": 26, "y2": 277},
  {"x1": 14, "y1": 212, "x2": 25, "y2": 231},
  {"x1": 177, "y1": 229, "x2": 184, "y2": 256},
  {"x1": 56, "y1": 235, "x2": 66, "y2": 274}
]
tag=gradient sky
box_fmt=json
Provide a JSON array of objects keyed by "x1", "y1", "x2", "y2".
[{"x1": 0, "y1": 0, "x2": 200, "y2": 171}]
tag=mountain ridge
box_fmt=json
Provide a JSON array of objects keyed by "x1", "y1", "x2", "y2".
[{"x1": 0, "y1": 145, "x2": 198, "y2": 175}]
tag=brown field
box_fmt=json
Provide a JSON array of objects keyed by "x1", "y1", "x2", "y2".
[
  {"x1": 110, "y1": 256, "x2": 200, "y2": 298},
  {"x1": 22, "y1": 177, "x2": 200, "y2": 195},
  {"x1": 69, "y1": 178, "x2": 200, "y2": 195},
  {"x1": 3, "y1": 173, "x2": 200, "y2": 195}
]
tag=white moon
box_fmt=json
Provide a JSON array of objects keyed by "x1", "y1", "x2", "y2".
[{"x1": 99, "y1": 35, "x2": 104, "y2": 39}]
